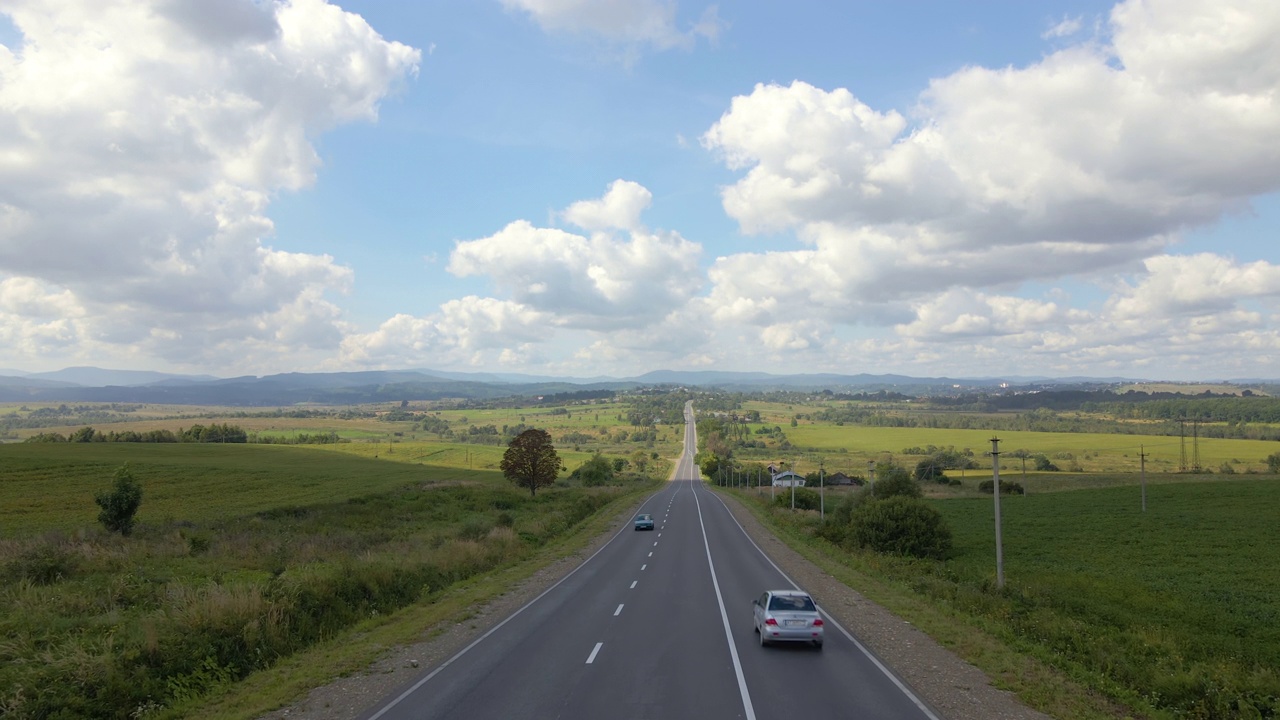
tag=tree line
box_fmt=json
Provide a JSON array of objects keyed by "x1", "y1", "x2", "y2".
[{"x1": 24, "y1": 423, "x2": 249, "y2": 443}]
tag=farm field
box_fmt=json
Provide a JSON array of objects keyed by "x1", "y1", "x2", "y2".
[
  {"x1": 0, "y1": 442, "x2": 476, "y2": 536},
  {"x1": 729, "y1": 400, "x2": 1280, "y2": 476},
  {"x1": 0, "y1": 441, "x2": 660, "y2": 718},
  {"x1": 730, "y1": 477, "x2": 1280, "y2": 718}
]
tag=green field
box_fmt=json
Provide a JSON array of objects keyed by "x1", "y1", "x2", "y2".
[
  {"x1": 0, "y1": 443, "x2": 477, "y2": 536},
  {"x1": 0, "y1": 442, "x2": 660, "y2": 718},
  {"x1": 731, "y1": 477, "x2": 1280, "y2": 719},
  {"x1": 717, "y1": 400, "x2": 1280, "y2": 477}
]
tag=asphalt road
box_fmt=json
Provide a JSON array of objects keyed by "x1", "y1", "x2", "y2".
[{"x1": 361, "y1": 403, "x2": 942, "y2": 720}]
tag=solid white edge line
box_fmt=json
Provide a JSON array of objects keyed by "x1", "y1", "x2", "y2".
[
  {"x1": 614, "y1": 604, "x2": 624, "y2": 616},
  {"x1": 365, "y1": 484, "x2": 675, "y2": 720},
  {"x1": 692, "y1": 480, "x2": 757, "y2": 720},
  {"x1": 586, "y1": 642, "x2": 603, "y2": 664},
  {"x1": 702, "y1": 489, "x2": 943, "y2": 720}
]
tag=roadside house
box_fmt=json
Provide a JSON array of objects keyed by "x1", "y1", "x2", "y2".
[{"x1": 770, "y1": 470, "x2": 805, "y2": 487}]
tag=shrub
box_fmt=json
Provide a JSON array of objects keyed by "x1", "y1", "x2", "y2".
[
  {"x1": 871, "y1": 464, "x2": 922, "y2": 500},
  {"x1": 774, "y1": 487, "x2": 821, "y2": 510},
  {"x1": 6, "y1": 541, "x2": 79, "y2": 584},
  {"x1": 95, "y1": 464, "x2": 143, "y2": 536},
  {"x1": 1033, "y1": 455, "x2": 1060, "y2": 472},
  {"x1": 818, "y1": 489, "x2": 874, "y2": 545},
  {"x1": 913, "y1": 458, "x2": 948, "y2": 484},
  {"x1": 571, "y1": 453, "x2": 616, "y2": 487},
  {"x1": 978, "y1": 479, "x2": 1025, "y2": 494},
  {"x1": 850, "y1": 496, "x2": 952, "y2": 559}
]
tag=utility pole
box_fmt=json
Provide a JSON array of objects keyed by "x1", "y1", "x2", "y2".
[
  {"x1": 990, "y1": 436, "x2": 1005, "y2": 589},
  {"x1": 1179, "y1": 420, "x2": 1187, "y2": 473},
  {"x1": 867, "y1": 460, "x2": 875, "y2": 487},
  {"x1": 1192, "y1": 419, "x2": 1201, "y2": 473},
  {"x1": 819, "y1": 459, "x2": 825, "y2": 522},
  {"x1": 790, "y1": 459, "x2": 796, "y2": 510},
  {"x1": 1139, "y1": 444, "x2": 1148, "y2": 513}
]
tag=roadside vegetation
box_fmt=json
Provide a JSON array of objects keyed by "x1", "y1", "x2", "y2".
[
  {"x1": 0, "y1": 415, "x2": 663, "y2": 718},
  {"x1": 694, "y1": 390, "x2": 1280, "y2": 719}
]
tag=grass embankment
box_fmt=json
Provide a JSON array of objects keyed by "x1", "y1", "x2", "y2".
[
  {"x1": 726, "y1": 477, "x2": 1280, "y2": 719},
  {"x1": 0, "y1": 443, "x2": 660, "y2": 719}
]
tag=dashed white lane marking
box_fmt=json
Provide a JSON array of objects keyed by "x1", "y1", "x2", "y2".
[
  {"x1": 641, "y1": 564, "x2": 647, "y2": 570},
  {"x1": 586, "y1": 642, "x2": 603, "y2": 664},
  {"x1": 692, "y1": 481, "x2": 756, "y2": 720},
  {"x1": 653, "y1": 541, "x2": 658, "y2": 546},
  {"x1": 614, "y1": 604, "x2": 624, "y2": 616},
  {"x1": 648, "y1": 551, "x2": 653, "y2": 557},
  {"x1": 630, "y1": 580, "x2": 637, "y2": 588}
]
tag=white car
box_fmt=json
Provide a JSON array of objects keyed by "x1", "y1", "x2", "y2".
[{"x1": 753, "y1": 589, "x2": 823, "y2": 649}]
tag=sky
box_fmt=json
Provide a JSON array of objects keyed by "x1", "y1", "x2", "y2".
[{"x1": 1, "y1": 0, "x2": 1278, "y2": 381}]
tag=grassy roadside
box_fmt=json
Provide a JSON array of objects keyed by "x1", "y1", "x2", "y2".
[
  {"x1": 718, "y1": 486, "x2": 1147, "y2": 720},
  {"x1": 180, "y1": 478, "x2": 661, "y2": 720}
]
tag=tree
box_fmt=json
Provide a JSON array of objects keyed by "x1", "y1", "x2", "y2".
[
  {"x1": 871, "y1": 462, "x2": 922, "y2": 500},
  {"x1": 1033, "y1": 455, "x2": 1060, "y2": 472},
  {"x1": 71, "y1": 426, "x2": 97, "y2": 443},
  {"x1": 913, "y1": 458, "x2": 948, "y2": 484},
  {"x1": 95, "y1": 463, "x2": 143, "y2": 536},
  {"x1": 1266, "y1": 451, "x2": 1280, "y2": 473},
  {"x1": 571, "y1": 452, "x2": 615, "y2": 487},
  {"x1": 630, "y1": 450, "x2": 649, "y2": 473},
  {"x1": 501, "y1": 429, "x2": 562, "y2": 498}
]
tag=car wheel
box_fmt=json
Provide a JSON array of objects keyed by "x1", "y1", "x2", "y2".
[
  {"x1": 813, "y1": 640, "x2": 823, "y2": 651},
  {"x1": 759, "y1": 629, "x2": 769, "y2": 647}
]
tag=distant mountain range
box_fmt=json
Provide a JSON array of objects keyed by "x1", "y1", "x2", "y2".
[{"x1": 0, "y1": 366, "x2": 1269, "y2": 406}]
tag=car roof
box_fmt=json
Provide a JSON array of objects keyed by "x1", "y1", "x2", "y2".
[{"x1": 767, "y1": 589, "x2": 811, "y2": 598}]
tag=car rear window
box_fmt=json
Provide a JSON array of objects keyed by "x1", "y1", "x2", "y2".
[{"x1": 768, "y1": 595, "x2": 816, "y2": 612}]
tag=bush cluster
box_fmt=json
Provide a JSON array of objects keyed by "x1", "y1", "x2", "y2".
[
  {"x1": 978, "y1": 479, "x2": 1025, "y2": 494},
  {"x1": 816, "y1": 464, "x2": 952, "y2": 560}
]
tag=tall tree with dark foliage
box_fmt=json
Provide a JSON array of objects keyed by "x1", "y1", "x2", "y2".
[{"x1": 501, "y1": 429, "x2": 562, "y2": 498}]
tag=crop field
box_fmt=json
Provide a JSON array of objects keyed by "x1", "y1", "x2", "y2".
[
  {"x1": 734, "y1": 475, "x2": 1280, "y2": 718},
  {"x1": 725, "y1": 400, "x2": 1279, "y2": 476},
  {"x1": 0, "y1": 443, "x2": 462, "y2": 536}
]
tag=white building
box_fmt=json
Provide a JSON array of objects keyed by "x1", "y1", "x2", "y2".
[{"x1": 770, "y1": 470, "x2": 805, "y2": 487}]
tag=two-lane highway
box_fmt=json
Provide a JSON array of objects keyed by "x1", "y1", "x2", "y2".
[{"x1": 362, "y1": 402, "x2": 940, "y2": 719}]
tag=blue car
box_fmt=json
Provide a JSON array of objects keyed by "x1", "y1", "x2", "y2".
[{"x1": 634, "y1": 513, "x2": 654, "y2": 531}]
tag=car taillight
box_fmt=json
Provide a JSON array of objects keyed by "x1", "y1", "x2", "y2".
[
  {"x1": 764, "y1": 618, "x2": 778, "y2": 626},
  {"x1": 812, "y1": 619, "x2": 823, "y2": 626}
]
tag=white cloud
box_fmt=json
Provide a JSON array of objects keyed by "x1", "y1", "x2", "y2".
[
  {"x1": 448, "y1": 181, "x2": 701, "y2": 329},
  {"x1": 1108, "y1": 254, "x2": 1280, "y2": 320},
  {"x1": 340, "y1": 297, "x2": 550, "y2": 368},
  {"x1": 0, "y1": 0, "x2": 419, "y2": 372},
  {"x1": 560, "y1": 179, "x2": 652, "y2": 231},
  {"x1": 500, "y1": 0, "x2": 721, "y2": 52},
  {"x1": 690, "y1": 0, "x2": 1280, "y2": 378},
  {"x1": 1042, "y1": 15, "x2": 1083, "y2": 39},
  {"x1": 343, "y1": 181, "x2": 706, "y2": 374}
]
